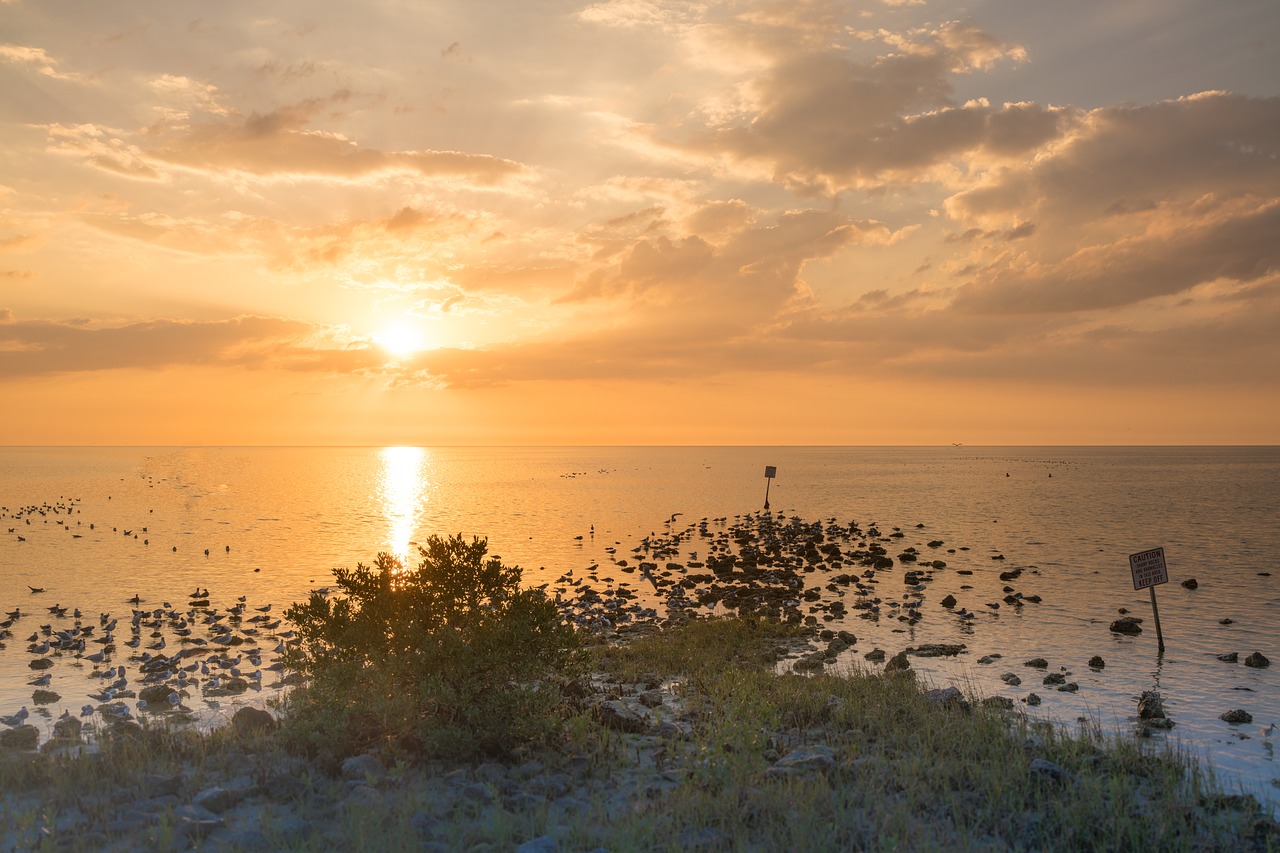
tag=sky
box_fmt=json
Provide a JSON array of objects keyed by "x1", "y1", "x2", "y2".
[{"x1": 2, "y1": 0, "x2": 1278, "y2": 445}]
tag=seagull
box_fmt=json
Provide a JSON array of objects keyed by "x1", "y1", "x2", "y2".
[
  {"x1": 1, "y1": 706, "x2": 29, "y2": 727},
  {"x1": 81, "y1": 704, "x2": 94, "y2": 717},
  {"x1": 28, "y1": 586, "x2": 44, "y2": 594}
]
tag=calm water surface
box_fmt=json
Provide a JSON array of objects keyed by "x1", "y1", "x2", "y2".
[{"x1": 1, "y1": 446, "x2": 1277, "y2": 808}]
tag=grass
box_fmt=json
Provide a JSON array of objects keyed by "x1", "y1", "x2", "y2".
[{"x1": 2, "y1": 615, "x2": 1277, "y2": 851}]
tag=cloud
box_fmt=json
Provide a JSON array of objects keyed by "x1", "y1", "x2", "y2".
[
  {"x1": 146, "y1": 98, "x2": 529, "y2": 184},
  {"x1": 0, "y1": 315, "x2": 389, "y2": 379},
  {"x1": 0, "y1": 43, "x2": 82, "y2": 82},
  {"x1": 681, "y1": 20, "x2": 1041, "y2": 192}
]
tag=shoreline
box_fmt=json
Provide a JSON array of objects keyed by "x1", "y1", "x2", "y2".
[{"x1": 3, "y1": 617, "x2": 1279, "y2": 851}]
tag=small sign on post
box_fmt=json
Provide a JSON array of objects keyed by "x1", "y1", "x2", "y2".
[
  {"x1": 763, "y1": 466, "x2": 776, "y2": 510},
  {"x1": 1129, "y1": 547, "x2": 1168, "y2": 653}
]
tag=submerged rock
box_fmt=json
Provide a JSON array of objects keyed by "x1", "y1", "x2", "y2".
[
  {"x1": 1138, "y1": 691, "x2": 1167, "y2": 721},
  {"x1": 1087, "y1": 656, "x2": 1105, "y2": 669},
  {"x1": 1220, "y1": 709, "x2": 1253, "y2": 724},
  {"x1": 1181, "y1": 578, "x2": 1198, "y2": 589},
  {"x1": 1244, "y1": 652, "x2": 1271, "y2": 669},
  {"x1": 1217, "y1": 652, "x2": 1239, "y2": 663}
]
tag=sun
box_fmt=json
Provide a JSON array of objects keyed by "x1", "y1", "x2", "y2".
[{"x1": 374, "y1": 322, "x2": 428, "y2": 358}]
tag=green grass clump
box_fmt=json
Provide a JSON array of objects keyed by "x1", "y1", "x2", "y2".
[{"x1": 281, "y1": 534, "x2": 584, "y2": 764}]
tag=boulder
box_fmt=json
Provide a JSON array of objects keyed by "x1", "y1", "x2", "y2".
[
  {"x1": 925, "y1": 687, "x2": 969, "y2": 712},
  {"x1": 1244, "y1": 652, "x2": 1271, "y2": 669},
  {"x1": 1087, "y1": 656, "x2": 1105, "y2": 669},
  {"x1": 1217, "y1": 652, "x2": 1239, "y2": 663},
  {"x1": 231, "y1": 706, "x2": 277, "y2": 736},
  {"x1": 1181, "y1": 578, "x2": 1198, "y2": 589},
  {"x1": 765, "y1": 745, "x2": 836, "y2": 778},
  {"x1": 0, "y1": 725, "x2": 39, "y2": 750},
  {"x1": 1137, "y1": 690, "x2": 1166, "y2": 720},
  {"x1": 1220, "y1": 709, "x2": 1253, "y2": 724},
  {"x1": 940, "y1": 594, "x2": 957, "y2": 608},
  {"x1": 1024, "y1": 658, "x2": 1049, "y2": 669},
  {"x1": 594, "y1": 698, "x2": 650, "y2": 733},
  {"x1": 1109, "y1": 617, "x2": 1143, "y2": 635}
]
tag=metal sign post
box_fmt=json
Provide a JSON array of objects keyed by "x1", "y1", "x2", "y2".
[
  {"x1": 763, "y1": 466, "x2": 776, "y2": 510},
  {"x1": 1129, "y1": 547, "x2": 1168, "y2": 654}
]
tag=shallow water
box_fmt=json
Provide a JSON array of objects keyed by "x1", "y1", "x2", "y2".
[{"x1": 1, "y1": 446, "x2": 1277, "y2": 809}]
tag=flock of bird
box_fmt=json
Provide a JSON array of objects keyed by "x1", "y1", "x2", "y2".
[
  {"x1": 1, "y1": 585, "x2": 297, "y2": 735},
  {"x1": 547, "y1": 509, "x2": 1024, "y2": 635}
]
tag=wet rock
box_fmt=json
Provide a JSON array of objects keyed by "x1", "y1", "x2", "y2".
[
  {"x1": 1024, "y1": 693, "x2": 1041, "y2": 706},
  {"x1": 1137, "y1": 690, "x2": 1166, "y2": 720},
  {"x1": 1219, "y1": 618, "x2": 1234, "y2": 625},
  {"x1": 908, "y1": 643, "x2": 966, "y2": 658},
  {"x1": 28, "y1": 658, "x2": 53, "y2": 670},
  {"x1": 1109, "y1": 617, "x2": 1143, "y2": 635},
  {"x1": 864, "y1": 649, "x2": 886, "y2": 662},
  {"x1": 139, "y1": 684, "x2": 175, "y2": 706},
  {"x1": 1181, "y1": 578, "x2": 1198, "y2": 589},
  {"x1": 1024, "y1": 658, "x2": 1049, "y2": 669},
  {"x1": 232, "y1": 705, "x2": 278, "y2": 735},
  {"x1": 883, "y1": 651, "x2": 912, "y2": 673},
  {"x1": 1042, "y1": 673, "x2": 1066, "y2": 686},
  {"x1": 1244, "y1": 652, "x2": 1271, "y2": 668},
  {"x1": 1057, "y1": 682, "x2": 1079, "y2": 693},
  {"x1": 1001, "y1": 673, "x2": 1022, "y2": 687},
  {"x1": 31, "y1": 689, "x2": 60, "y2": 705},
  {"x1": 52, "y1": 716, "x2": 82, "y2": 741},
  {"x1": 1217, "y1": 652, "x2": 1239, "y2": 663},
  {"x1": 940, "y1": 594, "x2": 957, "y2": 608},
  {"x1": 1087, "y1": 656, "x2": 1105, "y2": 669},
  {"x1": 1220, "y1": 709, "x2": 1253, "y2": 724},
  {"x1": 0, "y1": 724, "x2": 38, "y2": 750}
]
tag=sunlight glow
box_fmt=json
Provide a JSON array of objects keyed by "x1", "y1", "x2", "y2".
[
  {"x1": 374, "y1": 323, "x2": 429, "y2": 358},
  {"x1": 377, "y1": 446, "x2": 429, "y2": 561}
]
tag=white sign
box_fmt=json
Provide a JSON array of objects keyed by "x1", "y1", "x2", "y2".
[
  {"x1": 1129, "y1": 547, "x2": 1169, "y2": 590},
  {"x1": 764, "y1": 466, "x2": 777, "y2": 478}
]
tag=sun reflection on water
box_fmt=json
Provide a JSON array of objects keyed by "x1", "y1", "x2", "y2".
[{"x1": 378, "y1": 446, "x2": 430, "y2": 562}]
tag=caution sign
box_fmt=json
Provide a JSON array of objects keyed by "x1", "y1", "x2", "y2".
[
  {"x1": 764, "y1": 466, "x2": 777, "y2": 479},
  {"x1": 1129, "y1": 547, "x2": 1169, "y2": 591}
]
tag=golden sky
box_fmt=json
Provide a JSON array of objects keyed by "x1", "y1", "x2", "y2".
[{"x1": 2, "y1": 1, "x2": 1278, "y2": 445}]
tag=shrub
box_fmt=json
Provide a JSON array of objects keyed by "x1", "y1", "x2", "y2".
[{"x1": 282, "y1": 534, "x2": 582, "y2": 761}]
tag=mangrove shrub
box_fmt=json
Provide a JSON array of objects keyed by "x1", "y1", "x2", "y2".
[{"x1": 283, "y1": 534, "x2": 581, "y2": 760}]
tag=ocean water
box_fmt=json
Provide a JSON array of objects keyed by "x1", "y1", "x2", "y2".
[{"x1": 1, "y1": 446, "x2": 1277, "y2": 808}]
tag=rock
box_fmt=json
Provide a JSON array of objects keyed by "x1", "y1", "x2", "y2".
[
  {"x1": 173, "y1": 804, "x2": 224, "y2": 840},
  {"x1": 139, "y1": 684, "x2": 174, "y2": 706},
  {"x1": 595, "y1": 698, "x2": 650, "y2": 733},
  {"x1": 940, "y1": 594, "x2": 957, "y2": 608},
  {"x1": 908, "y1": 643, "x2": 966, "y2": 657},
  {"x1": 1042, "y1": 673, "x2": 1066, "y2": 686},
  {"x1": 1029, "y1": 758, "x2": 1072, "y2": 783},
  {"x1": 1024, "y1": 693, "x2": 1041, "y2": 706},
  {"x1": 1087, "y1": 656, "x2": 1105, "y2": 669},
  {"x1": 765, "y1": 745, "x2": 836, "y2": 778},
  {"x1": 341, "y1": 753, "x2": 387, "y2": 783},
  {"x1": 883, "y1": 651, "x2": 911, "y2": 673},
  {"x1": 1217, "y1": 652, "x2": 1239, "y2": 662},
  {"x1": 925, "y1": 687, "x2": 969, "y2": 711},
  {"x1": 1181, "y1": 578, "x2": 1198, "y2": 589},
  {"x1": 1137, "y1": 690, "x2": 1166, "y2": 720},
  {"x1": 28, "y1": 658, "x2": 54, "y2": 670},
  {"x1": 52, "y1": 716, "x2": 82, "y2": 741},
  {"x1": 1109, "y1": 617, "x2": 1143, "y2": 635},
  {"x1": 1220, "y1": 709, "x2": 1253, "y2": 724},
  {"x1": 232, "y1": 706, "x2": 277, "y2": 735},
  {"x1": 31, "y1": 689, "x2": 61, "y2": 705},
  {"x1": 193, "y1": 785, "x2": 251, "y2": 813},
  {"x1": 1024, "y1": 658, "x2": 1049, "y2": 669},
  {"x1": 515, "y1": 836, "x2": 560, "y2": 853},
  {"x1": 1219, "y1": 618, "x2": 1234, "y2": 625},
  {"x1": 983, "y1": 696, "x2": 1015, "y2": 710},
  {"x1": 0, "y1": 725, "x2": 39, "y2": 750},
  {"x1": 1057, "y1": 682, "x2": 1079, "y2": 693},
  {"x1": 1244, "y1": 652, "x2": 1271, "y2": 668},
  {"x1": 864, "y1": 649, "x2": 886, "y2": 662},
  {"x1": 1001, "y1": 673, "x2": 1022, "y2": 687}
]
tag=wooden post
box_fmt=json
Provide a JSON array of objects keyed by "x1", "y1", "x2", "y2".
[
  {"x1": 1149, "y1": 586, "x2": 1165, "y2": 654},
  {"x1": 763, "y1": 466, "x2": 776, "y2": 511}
]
